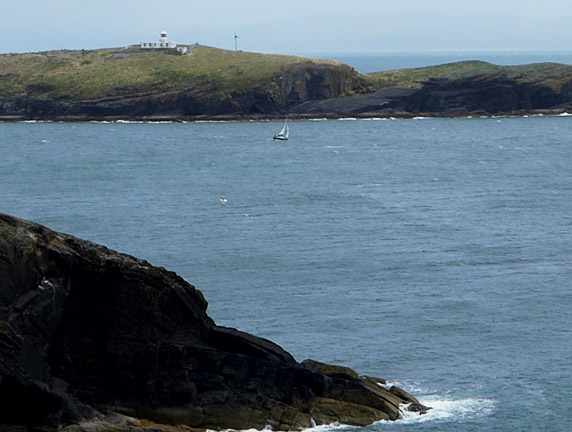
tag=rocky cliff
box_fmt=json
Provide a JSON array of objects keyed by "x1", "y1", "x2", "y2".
[
  {"x1": 292, "y1": 63, "x2": 572, "y2": 117},
  {"x1": 365, "y1": 61, "x2": 572, "y2": 117},
  {"x1": 403, "y1": 72, "x2": 572, "y2": 116},
  {"x1": 0, "y1": 46, "x2": 371, "y2": 121},
  {"x1": 3, "y1": 48, "x2": 572, "y2": 120},
  {"x1": 0, "y1": 63, "x2": 370, "y2": 120},
  {"x1": 0, "y1": 212, "x2": 428, "y2": 432}
]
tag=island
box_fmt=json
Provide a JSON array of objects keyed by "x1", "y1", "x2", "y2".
[
  {"x1": 0, "y1": 211, "x2": 429, "y2": 431},
  {"x1": 2, "y1": 44, "x2": 572, "y2": 121}
]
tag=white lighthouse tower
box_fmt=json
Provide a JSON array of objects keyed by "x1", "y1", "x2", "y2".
[{"x1": 141, "y1": 31, "x2": 177, "y2": 49}]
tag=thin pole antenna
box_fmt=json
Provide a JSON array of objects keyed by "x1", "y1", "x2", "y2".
[{"x1": 234, "y1": 33, "x2": 239, "y2": 51}]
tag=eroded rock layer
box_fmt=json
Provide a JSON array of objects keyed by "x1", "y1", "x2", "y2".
[{"x1": 0, "y1": 212, "x2": 428, "y2": 431}]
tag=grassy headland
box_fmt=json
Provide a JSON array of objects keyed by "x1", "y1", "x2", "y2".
[
  {"x1": 366, "y1": 60, "x2": 572, "y2": 92},
  {"x1": 2, "y1": 46, "x2": 572, "y2": 119},
  {"x1": 0, "y1": 45, "x2": 342, "y2": 99}
]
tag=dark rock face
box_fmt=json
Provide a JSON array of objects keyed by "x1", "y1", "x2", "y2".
[
  {"x1": 403, "y1": 73, "x2": 572, "y2": 115},
  {"x1": 0, "y1": 63, "x2": 371, "y2": 120},
  {"x1": 3, "y1": 61, "x2": 572, "y2": 121},
  {"x1": 290, "y1": 71, "x2": 572, "y2": 117},
  {"x1": 0, "y1": 212, "x2": 426, "y2": 431},
  {"x1": 290, "y1": 88, "x2": 417, "y2": 116}
]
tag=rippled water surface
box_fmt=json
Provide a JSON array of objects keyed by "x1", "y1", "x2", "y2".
[
  {"x1": 2, "y1": 116, "x2": 571, "y2": 431},
  {"x1": 310, "y1": 50, "x2": 572, "y2": 73}
]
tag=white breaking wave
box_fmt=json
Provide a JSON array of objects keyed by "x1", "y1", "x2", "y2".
[
  {"x1": 355, "y1": 183, "x2": 385, "y2": 188},
  {"x1": 303, "y1": 394, "x2": 495, "y2": 430},
  {"x1": 195, "y1": 120, "x2": 230, "y2": 123},
  {"x1": 206, "y1": 395, "x2": 495, "y2": 432},
  {"x1": 208, "y1": 424, "x2": 347, "y2": 432},
  {"x1": 390, "y1": 396, "x2": 496, "y2": 425},
  {"x1": 300, "y1": 422, "x2": 348, "y2": 432},
  {"x1": 301, "y1": 396, "x2": 495, "y2": 430}
]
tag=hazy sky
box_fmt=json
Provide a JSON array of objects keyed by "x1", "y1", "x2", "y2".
[{"x1": 2, "y1": 0, "x2": 572, "y2": 54}]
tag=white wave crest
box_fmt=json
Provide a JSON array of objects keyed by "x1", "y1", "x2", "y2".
[
  {"x1": 208, "y1": 396, "x2": 495, "y2": 432},
  {"x1": 392, "y1": 396, "x2": 495, "y2": 425},
  {"x1": 298, "y1": 396, "x2": 495, "y2": 430},
  {"x1": 208, "y1": 422, "x2": 348, "y2": 432}
]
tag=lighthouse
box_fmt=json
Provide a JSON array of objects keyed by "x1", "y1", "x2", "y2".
[
  {"x1": 140, "y1": 31, "x2": 177, "y2": 49},
  {"x1": 138, "y1": 31, "x2": 191, "y2": 54}
]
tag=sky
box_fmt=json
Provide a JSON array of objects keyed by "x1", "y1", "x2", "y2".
[{"x1": 2, "y1": 0, "x2": 572, "y2": 54}]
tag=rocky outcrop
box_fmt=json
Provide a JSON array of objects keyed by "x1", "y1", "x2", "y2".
[
  {"x1": 403, "y1": 72, "x2": 572, "y2": 115},
  {"x1": 291, "y1": 88, "x2": 417, "y2": 116},
  {"x1": 0, "y1": 63, "x2": 370, "y2": 120},
  {"x1": 0, "y1": 212, "x2": 428, "y2": 431},
  {"x1": 291, "y1": 68, "x2": 572, "y2": 117},
  {"x1": 4, "y1": 52, "x2": 572, "y2": 120}
]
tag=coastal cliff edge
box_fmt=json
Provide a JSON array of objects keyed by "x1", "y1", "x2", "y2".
[{"x1": 0, "y1": 212, "x2": 428, "y2": 431}]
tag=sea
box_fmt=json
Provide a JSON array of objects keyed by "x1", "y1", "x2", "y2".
[
  {"x1": 308, "y1": 50, "x2": 572, "y2": 73},
  {"x1": 1, "y1": 52, "x2": 572, "y2": 432}
]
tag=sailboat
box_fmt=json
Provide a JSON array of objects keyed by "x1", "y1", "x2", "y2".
[{"x1": 273, "y1": 119, "x2": 289, "y2": 141}]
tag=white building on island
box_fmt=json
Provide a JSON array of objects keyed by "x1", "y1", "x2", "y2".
[{"x1": 140, "y1": 31, "x2": 188, "y2": 54}]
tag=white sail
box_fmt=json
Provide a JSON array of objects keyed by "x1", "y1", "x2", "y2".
[
  {"x1": 274, "y1": 120, "x2": 289, "y2": 140},
  {"x1": 279, "y1": 122, "x2": 288, "y2": 137}
]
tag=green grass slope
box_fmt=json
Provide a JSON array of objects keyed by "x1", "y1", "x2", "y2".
[
  {"x1": 367, "y1": 60, "x2": 572, "y2": 92},
  {"x1": 0, "y1": 45, "x2": 342, "y2": 100}
]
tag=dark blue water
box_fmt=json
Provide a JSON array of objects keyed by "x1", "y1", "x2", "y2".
[
  {"x1": 309, "y1": 51, "x2": 572, "y2": 73},
  {"x1": 2, "y1": 116, "x2": 572, "y2": 431}
]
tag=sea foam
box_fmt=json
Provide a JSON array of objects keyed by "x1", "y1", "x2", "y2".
[
  {"x1": 207, "y1": 395, "x2": 495, "y2": 432},
  {"x1": 393, "y1": 396, "x2": 496, "y2": 425}
]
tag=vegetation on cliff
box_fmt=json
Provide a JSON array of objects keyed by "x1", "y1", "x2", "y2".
[
  {"x1": 2, "y1": 46, "x2": 572, "y2": 119},
  {"x1": 294, "y1": 61, "x2": 572, "y2": 117},
  {"x1": 366, "y1": 60, "x2": 572, "y2": 92},
  {"x1": 0, "y1": 45, "x2": 345, "y2": 98},
  {"x1": 0, "y1": 45, "x2": 370, "y2": 119}
]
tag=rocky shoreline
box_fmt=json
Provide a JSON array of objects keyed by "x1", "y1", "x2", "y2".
[
  {"x1": 0, "y1": 212, "x2": 429, "y2": 432},
  {"x1": 3, "y1": 46, "x2": 572, "y2": 122},
  {"x1": 1, "y1": 106, "x2": 571, "y2": 123}
]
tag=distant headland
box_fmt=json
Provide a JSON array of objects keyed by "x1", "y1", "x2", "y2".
[{"x1": 1, "y1": 36, "x2": 572, "y2": 121}]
